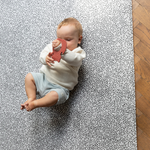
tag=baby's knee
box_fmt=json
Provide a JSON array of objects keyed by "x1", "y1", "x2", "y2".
[
  {"x1": 25, "y1": 73, "x2": 34, "y2": 82},
  {"x1": 50, "y1": 91, "x2": 59, "y2": 100}
]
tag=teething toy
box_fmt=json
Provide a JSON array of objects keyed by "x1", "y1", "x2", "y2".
[{"x1": 49, "y1": 38, "x2": 67, "y2": 62}]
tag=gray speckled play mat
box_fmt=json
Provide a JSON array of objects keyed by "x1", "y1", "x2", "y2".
[{"x1": 0, "y1": 0, "x2": 137, "y2": 149}]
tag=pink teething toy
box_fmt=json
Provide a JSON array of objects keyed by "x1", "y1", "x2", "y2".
[{"x1": 49, "y1": 38, "x2": 67, "y2": 62}]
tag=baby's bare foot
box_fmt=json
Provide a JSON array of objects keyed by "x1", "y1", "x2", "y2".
[
  {"x1": 21, "y1": 98, "x2": 35, "y2": 110},
  {"x1": 25, "y1": 101, "x2": 37, "y2": 111}
]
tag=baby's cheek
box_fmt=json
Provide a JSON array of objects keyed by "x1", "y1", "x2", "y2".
[{"x1": 66, "y1": 42, "x2": 69, "y2": 48}]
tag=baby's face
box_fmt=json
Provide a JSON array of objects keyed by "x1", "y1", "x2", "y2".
[{"x1": 57, "y1": 25, "x2": 82, "y2": 51}]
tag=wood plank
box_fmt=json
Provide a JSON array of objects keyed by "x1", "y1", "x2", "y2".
[
  {"x1": 137, "y1": 114, "x2": 150, "y2": 139},
  {"x1": 135, "y1": 41, "x2": 150, "y2": 65},
  {"x1": 133, "y1": 35, "x2": 140, "y2": 47},
  {"x1": 136, "y1": 78, "x2": 150, "y2": 100},
  {"x1": 137, "y1": 145, "x2": 143, "y2": 150},
  {"x1": 134, "y1": 23, "x2": 150, "y2": 48},
  {"x1": 135, "y1": 59, "x2": 150, "y2": 82},
  {"x1": 133, "y1": 5, "x2": 150, "y2": 30},
  {"x1": 137, "y1": 127, "x2": 143, "y2": 137},
  {"x1": 137, "y1": 129, "x2": 150, "y2": 150},
  {"x1": 132, "y1": 0, "x2": 139, "y2": 10},
  {"x1": 132, "y1": 15, "x2": 140, "y2": 28},
  {"x1": 135, "y1": 90, "x2": 142, "y2": 100},
  {"x1": 137, "y1": 127, "x2": 143, "y2": 150},
  {"x1": 136, "y1": 108, "x2": 143, "y2": 118},
  {"x1": 134, "y1": 53, "x2": 140, "y2": 64},
  {"x1": 136, "y1": 0, "x2": 150, "y2": 13},
  {"x1": 137, "y1": 96, "x2": 150, "y2": 119},
  {"x1": 135, "y1": 71, "x2": 141, "y2": 82}
]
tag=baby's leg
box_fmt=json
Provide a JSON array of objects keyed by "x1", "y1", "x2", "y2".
[
  {"x1": 21, "y1": 73, "x2": 36, "y2": 110},
  {"x1": 24, "y1": 91, "x2": 58, "y2": 111}
]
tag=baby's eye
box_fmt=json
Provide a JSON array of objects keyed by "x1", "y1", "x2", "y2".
[{"x1": 66, "y1": 39, "x2": 72, "y2": 41}]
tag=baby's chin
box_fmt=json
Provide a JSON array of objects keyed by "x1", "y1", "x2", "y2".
[{"x1": 67, "y1": 46, "x2": 78, "y2": 51}]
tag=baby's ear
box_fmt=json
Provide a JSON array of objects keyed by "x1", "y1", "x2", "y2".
[{"x1": 78, "y1": 35, "x2": 82, "y2": 44}]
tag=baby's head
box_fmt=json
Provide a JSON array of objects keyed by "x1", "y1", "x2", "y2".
[{"x1": 57, "y1": 17, "x2": 83, "y2": 51}]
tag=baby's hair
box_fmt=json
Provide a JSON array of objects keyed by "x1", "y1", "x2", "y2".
[{"x1": 57, "y1": 17, "x2": 83, "y2": 37}]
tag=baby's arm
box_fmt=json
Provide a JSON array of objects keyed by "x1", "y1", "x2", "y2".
[
  {"x1": 40, "y1": 44, "x2": 51, "y2": 64},
  {"x1": 61, "y1": 49, "x2": 86, "y2": 66}
]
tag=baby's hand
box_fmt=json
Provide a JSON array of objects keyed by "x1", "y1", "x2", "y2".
[
  {"x1": 46, "y1": 54, "x2": 54, "y2": 67},
  {"x1": 52, "y1": 39, "x2": 61, "y2": 48}
]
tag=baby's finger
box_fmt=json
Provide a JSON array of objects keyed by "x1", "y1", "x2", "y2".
[
  {"x1": 47, "y1": 61, "x2": 52, "y2": 67},
  {"x1": 20, "y1": 104, "x2": 25, "y2": 110},
  {"x1": 47, "y1": 56, "x2": 53, "y2": 62},
  {"x1": 49, "y1": 58, "x2": 54, "y2": 63}
]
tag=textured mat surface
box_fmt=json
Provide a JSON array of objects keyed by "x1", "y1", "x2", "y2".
[{"x1": 0, "y1": 0, "x2": 137, "y2": 149}]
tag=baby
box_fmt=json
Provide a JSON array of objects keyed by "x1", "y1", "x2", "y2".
[{"x1": 21, "y1": 17, "x2": 86, "y2": 111}]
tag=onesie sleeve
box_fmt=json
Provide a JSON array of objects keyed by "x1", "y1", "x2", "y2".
[
  {"x1": 39, "y1": 43, "x2": 53, "y2": 65},
  {"x1": 61, "y1": 47, "x2": 86, "y2": 66}
]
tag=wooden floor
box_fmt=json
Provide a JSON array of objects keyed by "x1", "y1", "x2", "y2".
[{"x1": 132, "y1": 0, "x2": 150, "y2": 149}]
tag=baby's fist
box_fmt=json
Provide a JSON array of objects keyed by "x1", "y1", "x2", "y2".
[{"x1": 52, "y1": 39, "x2": 61, "y2": 48}]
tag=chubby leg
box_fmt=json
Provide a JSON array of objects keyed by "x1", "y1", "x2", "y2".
[
  {"x1": 21, "y1": 73, "x2": 36, "y2": 110},
  {"x1": 24, "y1": 91, "x2": 58, "y2": 111}
]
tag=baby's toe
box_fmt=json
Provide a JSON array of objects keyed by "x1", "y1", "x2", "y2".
[{"x1": 20, "y1": 104, "x2": 25, "y2": 110}]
